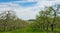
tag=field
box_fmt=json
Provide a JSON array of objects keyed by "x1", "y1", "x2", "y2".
[{"x1": 0, "y1": 28, "x2": 60, "y2": 33}]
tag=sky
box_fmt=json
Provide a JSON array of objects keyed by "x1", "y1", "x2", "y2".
[{"x1": 0, "y1": 0, "x2": 60, "y2": 20}]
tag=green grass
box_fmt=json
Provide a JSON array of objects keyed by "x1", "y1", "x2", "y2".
[
  {"x1": 0, "y1": 31, "x2": 59, "y2": 33},
  {"x1": 0, "y1": 28, "x2": 60, "y2": 33},
  {"x1": 11, "y1": 30, "x2": 60, "y2": 33}
]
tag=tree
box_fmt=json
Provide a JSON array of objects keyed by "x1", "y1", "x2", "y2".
[
  {"x1": 0, "y1": 10, "x2": 29, "y2": 32},
  {"x1": 51, "y1": 4, "x2": 60, "y2": 32},
  {"x1": 35, "y1": 6, "x2": 57, "y2": 32}
]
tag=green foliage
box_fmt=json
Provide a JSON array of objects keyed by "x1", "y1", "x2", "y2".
[
  {"x1": 29, "y1": 4, "x2": 60, "y2": 32},
  {"x1": 0, "y1": 11, "x2": 28, "y2": 32}
]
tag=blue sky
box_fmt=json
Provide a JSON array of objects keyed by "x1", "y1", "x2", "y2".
[
  {"x1": 0, "y1": 0, "x2": 21, "y2": 2},
  {"x1": 0, "y1": 0, "x2": 60, "y2": 20}
]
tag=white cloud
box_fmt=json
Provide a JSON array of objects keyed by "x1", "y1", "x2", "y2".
[
  {"x1": 0, "y1": 2, "x2": 38, "y2": 20},
  {"x1": 0, "y1": 0, "x2": 60, "y2": 20}
]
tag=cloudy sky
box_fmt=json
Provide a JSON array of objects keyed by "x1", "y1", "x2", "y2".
[{"x1": 0, "y1": 0, "x2": 60, "y2": 20}]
